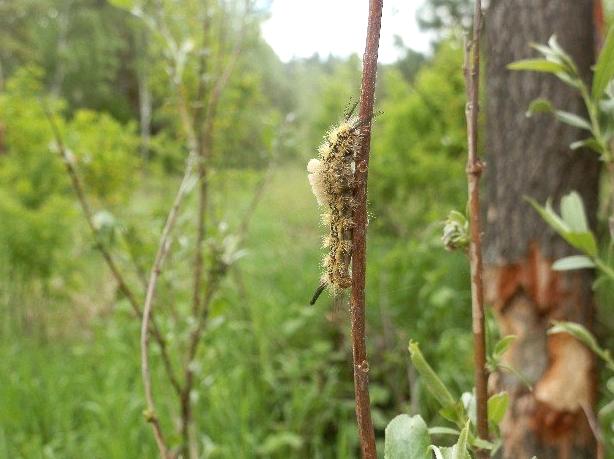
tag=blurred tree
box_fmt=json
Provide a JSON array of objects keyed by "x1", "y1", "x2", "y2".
[
  {"x1": 391, "y1": 35, "x2": 426, "y2": 83},
  {"x1": 484, "y1": 1, "x2": 600, "y2": 457},
  {"x1": 417, "y1": 0, "x2": 472, "y2": 33}
]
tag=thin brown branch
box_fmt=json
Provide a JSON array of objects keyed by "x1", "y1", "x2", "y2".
[
  {"x1": 191, "y1": 0, "x2": 248, "y2": 319},
  {"x1": 351, "y1": 0, "x2": 383, "y2": 457},
  {"x1": 182, "y1": 6, "x2": 250, "y2": 455},
  {"x1": 41, "y1": 101, "x2": 182, "y2": 397},
  {"x1": 141, "y1": 156, "x2": 197, "y2": 459},
  {"x1": 463, "y1": 0, "x2": 489, "y2": 455}
]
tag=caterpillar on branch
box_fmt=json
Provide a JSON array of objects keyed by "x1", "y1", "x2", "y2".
[{"x1": 307, "y1": 102, "x2": 362, "y2": 305}]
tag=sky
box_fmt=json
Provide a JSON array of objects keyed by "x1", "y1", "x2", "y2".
[{"x1": 261, "y1": 0, "x2": 433, "y2": 63}]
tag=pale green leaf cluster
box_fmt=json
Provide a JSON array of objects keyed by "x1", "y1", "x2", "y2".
[
  {"x1": 527, "y1": 192, "x2": 614, "y2": 279},
  {"x1": 509, "y1": 33, "x2": 614, "y2": 162},
  {"x1": 385, "y1": 342, "x2": 505, "y2": 458}
]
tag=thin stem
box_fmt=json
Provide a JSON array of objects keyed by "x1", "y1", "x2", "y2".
[
  {"x1": 578, "y1": 83, "x2": 609, "y2": 161},
  {"x1": 463, "y1": 1, "x2": 489, "y2": 456},
  {"x1": 42, "y1": 100, "x2": 182, "y2": 397},
  {"x1": 141, "y1": 156, "x2": 197, "y2": 459},
  {"x1": 350, "y1": 1, "x2": 383, "y2": 457},
  {"x1": 182, "y1": 6, "x2": 248, "y2": 454}
]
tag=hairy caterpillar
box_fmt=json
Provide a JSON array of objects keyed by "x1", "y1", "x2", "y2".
[{"x1": 307, "y1": 102, "x2": 362, "y2": 304}]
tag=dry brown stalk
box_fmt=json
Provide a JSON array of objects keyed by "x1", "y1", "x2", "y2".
[
  {"x1": 350, "y1": 0, "x2": 383, "y2": 457},
  {"x1": 463, "y1": 0, "x2": 489, "y2": 456}
]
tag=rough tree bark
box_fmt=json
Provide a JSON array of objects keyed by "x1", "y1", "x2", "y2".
[{"x1": 484, "y1": 1, "x2": 600, "y2": 457}]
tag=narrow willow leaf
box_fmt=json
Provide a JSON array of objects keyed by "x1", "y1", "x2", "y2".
[
  {"x1": 428, "y1": 446, "x2": 446, "y2": 459},
  {"x1": 556, "y1": 71, "x2": 582, "y2": 89},
  {"x1": 549, "y1": 321, "x2": 614, "y2": 370},
  {"x1": 451, "y1": 422, "x2": 471, "y2": 459},
  {"x1": 408, "y1": 341, "x2": 456, "y2": 409},
  {"x1": 384, "y1": 415, "x2": 431, "y2": 459},
  {"x1": 554, "y1": 111, "x2": 593, "y2": 131},
  {"x1": 525, "y1": 197, "x2": 570, "y2": 235},
  {"x1": 438, "y1": 401, "x2": 466, "y2": 427},
  {"x1": 526, "y1": 98, "x2": 554, "y2": 117},
  {"x1": 530, "y1": 43, "x2": 561, "y2": 62},
  {"x1": 526, "y1": 196, "x2": 597, "y2": 256},
  {"x1": 560, "y1": 192, "x2": 589, "y2": 232},
  {"x1": 564, "y1": 231, "x2": 598, "y2": 257},
  {"x1": 552, "y1": 255, "x2": 595, "y2": 271},
  {"x1": 507, "y1": 59, "x2": 567, "y2": 74},
  {"x1": 488, "y1": 392, "x2": 509, "y2": 426},
  {"x1": 593, "y1": 27, "x2": 614, "y2": 99},
  {"x1": 428, "y1": 427, "x2": 460, "y2": 436},
  {"x1": 469, "y1": 435, "x2": 495, "y2": 450},
  {"x1": 570, "y1": 138, "x2": 604, "y2": 154},
  {"x1": 548, "y1": 35, "x2": 577, "y2": 71},
  {"x1": 493, "y1": 335, "x2": 517, "y2": 358}
]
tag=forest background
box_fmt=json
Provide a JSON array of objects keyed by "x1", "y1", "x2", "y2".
[{"x1": 0, "y1": 0, "x2": 613, "y2": 458}]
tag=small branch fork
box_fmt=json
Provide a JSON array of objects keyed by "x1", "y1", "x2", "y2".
[
  {"x1": 463, "y1": 0, "x2": 489, "y2": 456},
  {"x1": 351, "y1": 0, "x2": 383, "y2": 457}
]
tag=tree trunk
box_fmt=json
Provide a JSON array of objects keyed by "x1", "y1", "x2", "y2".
[{"x1": 484, "y1": 1, "x2": 600, "y2": 457}]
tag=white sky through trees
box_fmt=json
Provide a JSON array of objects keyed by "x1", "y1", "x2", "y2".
[{"x1": 262, "y1": 0, "x2": 432, "y2": 63}]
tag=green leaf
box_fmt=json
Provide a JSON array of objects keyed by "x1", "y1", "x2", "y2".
[
  {"x1": 552, "y1": 255, "x2": 595, "y2": 271},
  {"x1": 469, "y1": 435, "x2": 496, "y2": 451},
  {"x1": 526, "y1": 98, "x2": 554, "y2": 117},
  {"x1": 408, "y1": 341, "x2": 456, "y2": 410},
  {"x1": 530, "y1": 43, "x2": 562, "y2": 62},
  {"x1": 488, "y1": 392, "x2": 509, "y2": 426},
  {"x1": 452, "y1": 422, "x2": 471, "y2": 459},
  {"x1": 525, "y1": 197, "x2": 570, "y2": 235},
  {"x1": 549, "y1": 321, "x2": 614, "y2": 371},
  {"x1": 526, "y1": 195, "x2": 597, "y2": 256},
  {"x1": 428, "y1": 427, "x2": 460, "y2": 437},
  {"x1": 107, "y1": 0, "x2": 136, "y2": 9},
  {"x1": 560, "y1": 191, "x2": 589, "y2": 232},
  {"x1": 564, "y1": 231, "x2": 598, "y2": 257},
  {"x1": 384, "y1": 415, "x2": 431, "y2": 459},
  {"x1": 593, "y1": 27, "x2": 614, "y2": 99},
  {"x1": 438, "y1": 401, "x2": 466, "y2": 427},
  {"x1": 570, "y1": 138, "x2": 604, "y2": 154},
  {"x1": 428, "y1": 427, "x2": 472, "y2": 459},
  {"x1": 554, "y1": 111, "x2": 593, "y2": 131},
  {"x1": 548, "y1": 35, "x2": 577, "y2": 71},
  {"x1": 257, "y1": 432, "x2": 303, "y2": 455},
  {"x1": 507, "y1": 59, "x2": 567, "y2": 74},
  {"x1": 494, "y1": 335, "x2": 517, "y2": 358}
]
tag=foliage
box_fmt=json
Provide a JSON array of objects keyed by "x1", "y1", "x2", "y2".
[
  {"x1": 66, "y1": 110, "x2": 141, "y2": 203},
  {"x1": 508, "y1": 33, "x2": 614, "y2": 162},
  {"x1": 417, "y1": 0, "x2": 472, "y2": 34},
  {"x1": 0, "y1": 1, "x2": 520, "y2": 457},
  {"x1": 384, "y1": 342, "x2": 504, "y2": 458},
  {"x1": 371, "y1": 41, "x2": 467, "y2": 235},
  {"x1": 512, "y1": 29, "x2": 614, "y2": 455},
  {"x1": 511, "y1": 32, "x2": 614, "y2": 280}
]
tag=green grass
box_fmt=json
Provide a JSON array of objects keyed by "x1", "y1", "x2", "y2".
[
  {"x1": 0, "y1": 166, "x2": 360, "y2": 458},
  {"x1": 0, "y1": 165, "x2": 477, "y2": 458}
]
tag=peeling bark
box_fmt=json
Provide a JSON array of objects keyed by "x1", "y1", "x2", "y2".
[{"x1": 484, "y1": 1, "x2": 600, "y2": 457}]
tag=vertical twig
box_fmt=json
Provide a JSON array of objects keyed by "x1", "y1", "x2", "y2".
[
  {"x1": 464, "y1": 0, "x2": 489, "y2": 454},
  {"x1": 182, "y1": 4, "x2": 249, "y2": 455},
  {"x1": 41, "y1": 101, "x2": 182, "y2": 397},
  {"x1": 351, "y1": 1, "x2": 383, "y2": 457}
]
